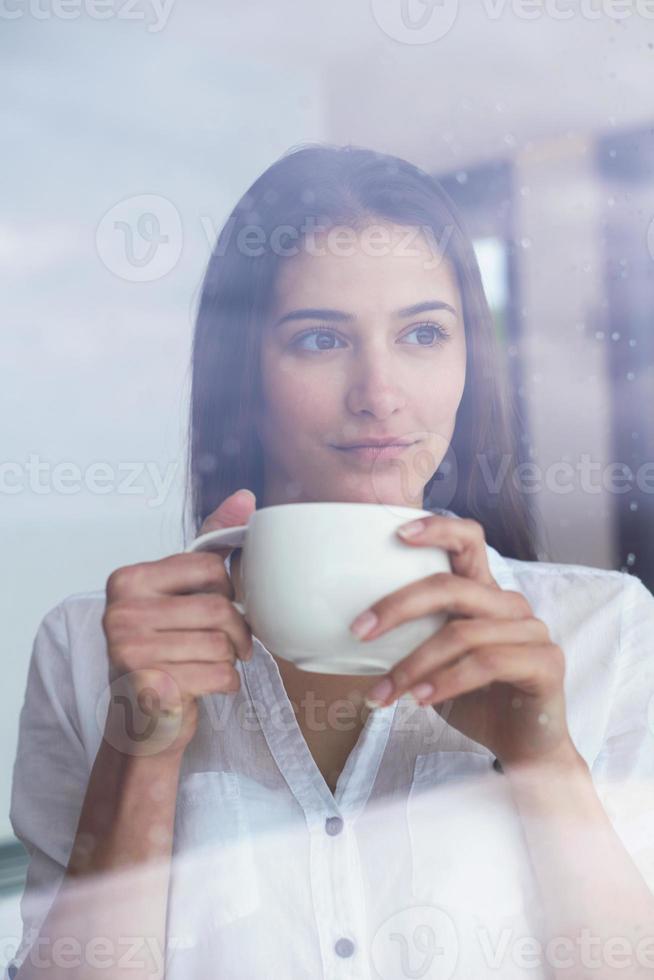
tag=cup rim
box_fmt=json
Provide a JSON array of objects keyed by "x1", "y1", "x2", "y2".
[{"x1": 252, "y1": 501, "x2": 435, "y2": 518}]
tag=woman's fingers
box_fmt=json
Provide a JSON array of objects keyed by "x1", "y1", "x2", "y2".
[
  {"x1": 396, "y1": 514, "x2": 498, "y2": 585},
  {"x1": 111, "y1": 629, "x2": 245, "y2": 673},
  {"x1": 126, "y1": 661, "x2": 241, "y2": 713},
  {"x1": 106, "y1": 552, "x2": 232, "y2": 600},
  {"x1": 376, "y1": 617, "x2": 551, "y2": 699},
  {"x1": 103, "y1": 589, "x2": 253, "y2": 664},
  {"x1": 407, "y1": 642, "x2": 566, "y2": 706},
  {"x1": 351, "y1": 573, "x2": 532, "y2": 641}
]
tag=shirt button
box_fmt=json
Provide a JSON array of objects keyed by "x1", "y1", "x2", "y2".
[
  {"x1": 325, "y1": 816, "x2": 344, "y2": 836},
  {"x1": 334, "y1": 937, "x2": 355, "y2": 958}
]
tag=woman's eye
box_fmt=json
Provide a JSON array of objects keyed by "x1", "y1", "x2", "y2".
[
  {"x1": 292, "y1": 329, "x2": 346, "y2": 352},
  {"x1": 404, "y1": 322, "x2": 450, "y2": 347},
  {"x1": 291, "y1": 322, "x2": 450, "y2": 353}
]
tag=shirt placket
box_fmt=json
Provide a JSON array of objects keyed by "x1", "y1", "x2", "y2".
[{"x1": 241, "y1": 644, "x2": 398, "y2": 980}]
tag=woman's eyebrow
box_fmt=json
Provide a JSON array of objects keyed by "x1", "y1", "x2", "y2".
[{"x1": 273, "y1": 300, "x2": 457, "y2": 328}]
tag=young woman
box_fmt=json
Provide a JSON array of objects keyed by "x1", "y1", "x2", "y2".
[{"x1": 9, "y1": 144, "x2": 654, "y2": 980}]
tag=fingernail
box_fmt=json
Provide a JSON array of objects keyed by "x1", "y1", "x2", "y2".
[
  {"x1": 349, "y1": 610, "x2": 378, "y2": 638},
  {"x1": 409, "y1": 682, "x2": 434, "y2": 702},
  {"x1": 397, "y1": 520, "x2": 424, "y2": 538},
  {"x1": 365, "y1": 678, "x2": 394, "y2": 707}
]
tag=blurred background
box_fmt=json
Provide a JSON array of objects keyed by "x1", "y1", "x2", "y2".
[{"x1": 2, "y1": 0, "x2": 654, "y2": 960}]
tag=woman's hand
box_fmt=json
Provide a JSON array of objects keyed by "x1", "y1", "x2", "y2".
[
  {"x1": 350, "y1": 514, "x2": 578, "y2": 770},
  {"x1": 101, "y1": 489, "x2": 256, "y2": 758}
]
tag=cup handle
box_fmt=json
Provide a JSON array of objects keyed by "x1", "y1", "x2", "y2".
[
  {"x1": 185, "y1": 524, "x2": 248, "y2": 554},
  {"x1": 185, "y1": 526, "x2": 249, "y2": 616}
]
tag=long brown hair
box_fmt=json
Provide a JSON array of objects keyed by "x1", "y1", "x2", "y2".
[{"x1": 184, "y1": 142, "x2": 539, "y2": 561}]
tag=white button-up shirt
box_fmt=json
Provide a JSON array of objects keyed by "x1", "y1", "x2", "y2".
[{"x1": 8, "y1": 516, "x2": 654, "y2": 979}]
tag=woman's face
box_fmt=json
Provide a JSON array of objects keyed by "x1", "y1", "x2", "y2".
[{"x1": 255, "y1": 221, "x2": 467, "y2": 509}]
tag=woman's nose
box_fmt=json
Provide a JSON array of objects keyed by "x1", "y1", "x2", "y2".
[{"x1": 344, "y1": 356, "x2": 408, "y2": 419}]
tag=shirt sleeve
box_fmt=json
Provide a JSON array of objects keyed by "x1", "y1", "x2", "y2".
[
  {"x1": 590, "y1": 572, "x2": 654, "y2": 893},
  {"x1": 8, "y1": 600, "x2": 91, "y2": 976}
]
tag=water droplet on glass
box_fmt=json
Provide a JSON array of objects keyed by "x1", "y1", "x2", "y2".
[
  {"x1": 626, "y1": 553, "x2": 636, "y2": 566},
  {"x1": 611, "y1": 332, "x2": 621, "y2": 340},
  {"x1": 629, "y1": 501, "x2": 639, "y2": 512}
]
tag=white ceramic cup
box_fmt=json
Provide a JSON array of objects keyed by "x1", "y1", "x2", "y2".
[{"x1": 185, "y1": 502, "x2": 452, "y2": 675}]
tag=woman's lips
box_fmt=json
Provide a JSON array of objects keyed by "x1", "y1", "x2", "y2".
[{"x1": 335, "y1": 442, "x2": 416, "y2": 461}]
